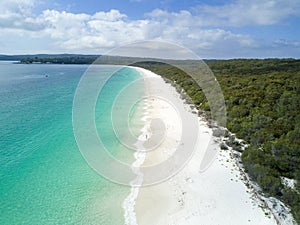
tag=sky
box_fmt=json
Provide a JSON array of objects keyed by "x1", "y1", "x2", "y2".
[{"x1": 0, "y1": 0, "x2": 300, "y2": 58}]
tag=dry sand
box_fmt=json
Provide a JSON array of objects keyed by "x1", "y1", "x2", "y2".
[{"x1": 131, "y1": 67, "x2": 278, "y2": 225}]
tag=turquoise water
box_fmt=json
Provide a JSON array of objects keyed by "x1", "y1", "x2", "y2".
[{"x1": 0, "y1": 61, "x2": 142, "y2": 224}]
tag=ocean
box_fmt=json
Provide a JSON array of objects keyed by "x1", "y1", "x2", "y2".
[{"x1": 0, "y1": 61, "x2": 143, "y2": 224}]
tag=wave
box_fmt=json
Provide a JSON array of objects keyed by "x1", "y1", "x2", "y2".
[
  {"x1": 22, "y1": 74, "x2": 48, "y2": 79},
  {"x1": 122, "y1": 101, "x2": 150, "y2": 225}
]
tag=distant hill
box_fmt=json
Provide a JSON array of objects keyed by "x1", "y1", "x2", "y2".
[{"x1": 0, "y1": 54, "x2": 100, "y2": 61}]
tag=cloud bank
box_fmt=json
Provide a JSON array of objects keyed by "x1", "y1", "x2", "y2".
[{"x1": 0, "y1": 0, "x2": 299, "y2": 58}]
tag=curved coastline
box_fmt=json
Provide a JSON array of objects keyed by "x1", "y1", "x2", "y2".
[
  {"x1": 122, "y1": 67, "x2": 155, "y2": 225},
  {"x1": 123, "y1": 67, "x2": 291, "y2": 225}
]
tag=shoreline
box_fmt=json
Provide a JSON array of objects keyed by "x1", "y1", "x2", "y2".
[
  {"x1": 124, "y1": 66, "x2": 293, "y2": 225},
  {"x1": 122, "y1": 67, "x2": 158, "y2": 225},
  {"x1": 122, "y1": 113, "x2": 148, "y2": 225},
  {"x1": 221, "y1": 131, "x2": 297, "y2": 225}
]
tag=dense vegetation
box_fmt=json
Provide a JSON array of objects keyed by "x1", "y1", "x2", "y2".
[
  {"x1": 134, "y1": 59, "x2": 300, "y2": 223},
  {"x1": 18, "y1": 55, "x2": 154, "y2": 65},
  {"x1": 0, "y1": 54, "x2": 99, "y2": 62},
  {"x1": 20, "y1": 56, "x2": 98, "y2": 64}
]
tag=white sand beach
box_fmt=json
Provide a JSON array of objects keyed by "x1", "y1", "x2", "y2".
[{"x1": 131, "y1": 67, "x2": 279, "y2": 225}]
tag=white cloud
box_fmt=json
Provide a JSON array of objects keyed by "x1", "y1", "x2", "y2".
[
  {"x1": 92, "y1": 9, "x2": 127, "y2": 21},
  {"x1": 273, "y1": 39, "x2": 300, "y2": 47},
  {"x1": 146, "y1": 9, "x2": 203, "y2": 27},
  {"x1": 59, "y1": 36, "x2": 116, "y2": 50},
  {"x1": 143, "y1": 10, "x2": 259, "y2": 57},
  {"x1": 194, "y1": 0, "x2": 300, "y2": 26},
  {"x1": 0, "y1": 0, "x2": 35, "y2": 14},
  {"x1": 0, "y1": 0, "x2": 45, "y2": 30},
  {"x1": 38, "y1": 9, "x2": 147, "y2": 50},
  {"x1": 42, "y1": 10, "x2": 90, "y2": 38},
  {"x1": 0, "y1": 0, "x2": 298, "y2": 57},
  {"x1": 0, "y1": 6, "x2": 261, "y2": 57}
]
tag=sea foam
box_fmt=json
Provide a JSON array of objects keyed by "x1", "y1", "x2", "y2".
[{"x1": 122, "y1": 100, "x2": 151, "y2": 225}]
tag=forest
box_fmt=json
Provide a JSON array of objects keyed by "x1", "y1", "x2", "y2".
[
  {"x1": 134, "y1": 58, "x2": 300, "y2": 223},
  {"x1": 19, "y1": 56, "x2": 97, "y2": 64}
]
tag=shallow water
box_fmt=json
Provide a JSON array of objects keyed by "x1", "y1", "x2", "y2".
[{"x1": 0, "y1": 61, "x2": 143, "y2": 224}]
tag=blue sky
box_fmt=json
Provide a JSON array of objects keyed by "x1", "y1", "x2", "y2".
[
  {"x1": 0, "y1": 0, "x2": 299, "y2": 58},
  {"x1": 36, "y1": 0, "x2": 224, "y2": 18}
]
